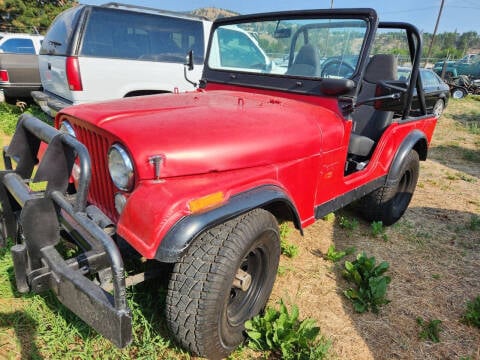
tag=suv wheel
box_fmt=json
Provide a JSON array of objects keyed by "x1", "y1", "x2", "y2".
[
  {"x1": 433, "y1": 99, "x2": 444, "y2": 117},
  {"x1": 166, "y1": 208, "x2": 280, "y2": 359},
  {"x1": 361, "y1": 149, "x2": 419, "y2": 226}
]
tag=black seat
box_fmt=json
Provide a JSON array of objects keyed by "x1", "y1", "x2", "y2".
[
  {"x1": 286, "y1": 44, "x2": 321, "y2": 77},
  {"x1": 348, "y1": 54, "x2": 398, "y2": 157}
]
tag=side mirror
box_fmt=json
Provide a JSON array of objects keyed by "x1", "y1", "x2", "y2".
[
  {"x1": 372, "y1": 80, "x2": 407, "y2": 112},
  {"x1": 183, "y1": 50, "x2": 197, "y2": 88},
  {"x1": 185, "y1": 50, "x2": 194, "y2": 71}
]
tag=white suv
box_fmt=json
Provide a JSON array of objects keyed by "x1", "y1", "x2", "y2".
[{"x1": 33, "y1": 3, "x2": 211, "y2": 117}]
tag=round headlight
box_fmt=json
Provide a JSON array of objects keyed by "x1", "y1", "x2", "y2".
[
  {"x1": 108, "y1": 143, "x2": 134, "y2": 191},
  {"x1": 59, "y1": 120, "x2": 76, "y2": 137}
]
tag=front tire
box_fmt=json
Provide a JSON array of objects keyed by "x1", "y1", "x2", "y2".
[
  {"x1": 361, "y1": 150, "x2": 420, "y2": 226},
  {"x1": 166, "y1": 209, "x2": 280, "y2": 359}
]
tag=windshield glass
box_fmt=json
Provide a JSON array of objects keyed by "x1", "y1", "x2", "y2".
[{"x1": 208, "y1": 17, "x2": 368, "y2": 79}]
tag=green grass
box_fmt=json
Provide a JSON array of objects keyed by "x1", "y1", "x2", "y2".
[
  {"x1": 0, "y1": 102, "x2": 23, "y2": 135},
  {"x1": 0, "y1": 102, "x2": 52, "y2": 136}
]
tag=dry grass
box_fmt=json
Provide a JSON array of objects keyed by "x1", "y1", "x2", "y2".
[{"x1": 270, "y1": 98, "x2": 480, "y2": 360}]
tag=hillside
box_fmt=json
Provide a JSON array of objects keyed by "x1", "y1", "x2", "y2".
[{"x1": 190, "y1": 7, "x2": 239, "y2": 21}]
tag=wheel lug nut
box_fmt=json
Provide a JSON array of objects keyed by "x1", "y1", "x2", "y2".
[{"x1": 233, "y1": 268, "x2": 252, "y2": 291}]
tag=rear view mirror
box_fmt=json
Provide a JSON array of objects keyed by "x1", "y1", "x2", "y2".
[{"x1": 273, "y1": 28, "x2": 292, "y2": 38}]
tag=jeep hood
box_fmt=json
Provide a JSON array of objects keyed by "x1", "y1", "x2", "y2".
[{"x1": 62, "y1": 90, "x2": 343, "y2": 179}]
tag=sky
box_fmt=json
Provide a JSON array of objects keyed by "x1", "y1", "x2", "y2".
[{"x1": 81, "y1": 0, "x2": 480, "y2": 34}]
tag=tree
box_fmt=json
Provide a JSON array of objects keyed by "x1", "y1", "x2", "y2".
[{"x1": 0, "y1": 0, "x2": 77, "y2": 34}]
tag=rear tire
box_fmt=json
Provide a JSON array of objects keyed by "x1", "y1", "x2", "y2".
[
  {"x1": 166, "y1": 208, "x2": 280, "y2": 359},
  {"x1": 361, "y1": 150, "x2": 419, "y2": 226}
]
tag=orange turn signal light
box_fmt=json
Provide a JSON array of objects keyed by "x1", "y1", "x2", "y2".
[{"x1": 188, "y1": 191, "x2": 226, "y2": 213}]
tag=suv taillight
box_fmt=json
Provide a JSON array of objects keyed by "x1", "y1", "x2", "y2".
[
  {"x1": 0, "y1": 70, "x2": 9, "y2": 82},
  {"x1": 66, "y1": 56, "x2": 83, "y2": 91}
]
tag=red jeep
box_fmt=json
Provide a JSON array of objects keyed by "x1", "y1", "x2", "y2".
[{"x1": 1, "y1": 8, "x2": 436, "y2": 359}]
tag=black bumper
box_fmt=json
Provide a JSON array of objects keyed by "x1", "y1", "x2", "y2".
[{"x1": 0, "y1": 114, "x2": 132, "y2": 348}]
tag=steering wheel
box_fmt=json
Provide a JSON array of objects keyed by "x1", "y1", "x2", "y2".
[{"x1": 321, "y1": 59, "x2": 355, "y2": 78}]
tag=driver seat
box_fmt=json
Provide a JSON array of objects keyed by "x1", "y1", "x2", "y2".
[
  {"x1": 348, "y1": 54, "x2": 398, "y2": 159},
  {"x1": 286, "y1": 44, "x2": 321, "y2": 77}
]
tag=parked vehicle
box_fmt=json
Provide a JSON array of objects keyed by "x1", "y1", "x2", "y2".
[
  {"x1": 434, "y1": 54, "x2": 480, "y2": 79},
  {"x1": 0, "y1": 33, "x2": 44, "y2": 101},
  {"x1": 447, "y1": 74, "x2": 480, "y2": 99},
  {"x1": 398, "y1": 67, "x2": 450, "y2": 117},
  {"x1": 32, "y1": 3, "x2": 211, "y2": 117},
  {"x1": 1, "y1": 8, "x2": 437, "y2": 359}
]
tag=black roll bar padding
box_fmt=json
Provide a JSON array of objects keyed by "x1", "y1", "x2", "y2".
[
  {"x1": 6, "y1": 114, "x2": 91, "y2": 212},
  {"x1": 378, "y1": 22, "x2": 427, "y2": 118}
]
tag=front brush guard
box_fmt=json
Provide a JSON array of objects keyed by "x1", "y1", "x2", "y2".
[{"x1": 0, "y1": 114, "x2": 132, "y2": 348}]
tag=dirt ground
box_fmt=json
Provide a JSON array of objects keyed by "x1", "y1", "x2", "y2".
[
  {"x1": 270, "y1": 99, "x2": 480, "y2": 360},
  {"x1": 0, "y1": 99, "x2": 479, "y2": 360}
]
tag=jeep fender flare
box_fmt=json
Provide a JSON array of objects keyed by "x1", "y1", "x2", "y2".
[
  {"x1": 386, "y1": 129, "x2": 428, "y2": 185},
  {"x1": 155, "y1": 185, "x2": 301, "y2": 263}
]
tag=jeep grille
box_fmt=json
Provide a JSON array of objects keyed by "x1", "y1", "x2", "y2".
[{"x1": 69, "y1": 122, "x2": 118, "y2": 222}]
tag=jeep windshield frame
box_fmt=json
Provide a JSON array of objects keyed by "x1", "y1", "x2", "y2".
[{"x1": 203, "y1": 8, "x2": 378, "y2": 97}]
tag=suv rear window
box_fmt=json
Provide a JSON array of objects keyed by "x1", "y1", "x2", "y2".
[
  {"x1": 41, "y1": 6, "x2": 83, "y2": 56},
  {"x1": 80, "y1": 8, "x2": 205, "y2": 64}
]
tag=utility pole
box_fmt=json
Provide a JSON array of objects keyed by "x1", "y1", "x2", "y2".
[
  {"x1": 425, "y1": 0, "x2": 445, "y2": 67},
  {"x1": 330, "y1": 0, "x2": 334, "y2": 9}
]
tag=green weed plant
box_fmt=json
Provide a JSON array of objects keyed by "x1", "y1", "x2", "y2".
[
  {"x1": 343, "y1": 252, "x2": 391, "y2": 313},
  {"x1": 245, "y1": 301, "x2": 330, "y2": 360},
  {"x1": 417, "y1": 317, "x2": 442, "y2": 343},
  {"x1": 324, "y1": 244, "x2": 355, "y2": 262},
  {"x1": 462, "y1": 295, "x2": 480, "y2": 328}
]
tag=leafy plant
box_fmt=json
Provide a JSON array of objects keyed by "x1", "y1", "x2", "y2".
[
  {"x1": 339, "y1": 216, "x2": 359, "y2": 231},
  {"x1": 462, "y1": 295, "x2": 480, "y2": 328},
  {"x1": 281, "y1": 239, "x2": 299, "y2": 258},
  {"x1": 468, "y1": 215, "x2": 480, "y2": 231},
  {"x1": 371, "y1": 221, "x2": 388, "y2": 241},
  {"x1": 279, "y1": 222, "x2": 291, "y2": 240},
  {"x1": 343, "y1": 252, "x2": 391, "y2": 313},
  {"x1": 322, "y1": 213, "x2": 335, "y2": 222},
  {"x1": 245, "y1": 301, "x2": 330, "y2": 360},
  {"x1": 279, "y1": 222, "x2": 298, "y2": 258},
  {"x1": 417, "y1": 317, "x2": 442, "y2": 343},
  {"x1": 324, "y1": 244, "x2": 355, "y2": 262},
  {"x1": 277, "y1": 265, "x2": 294, "y2": 276}
]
